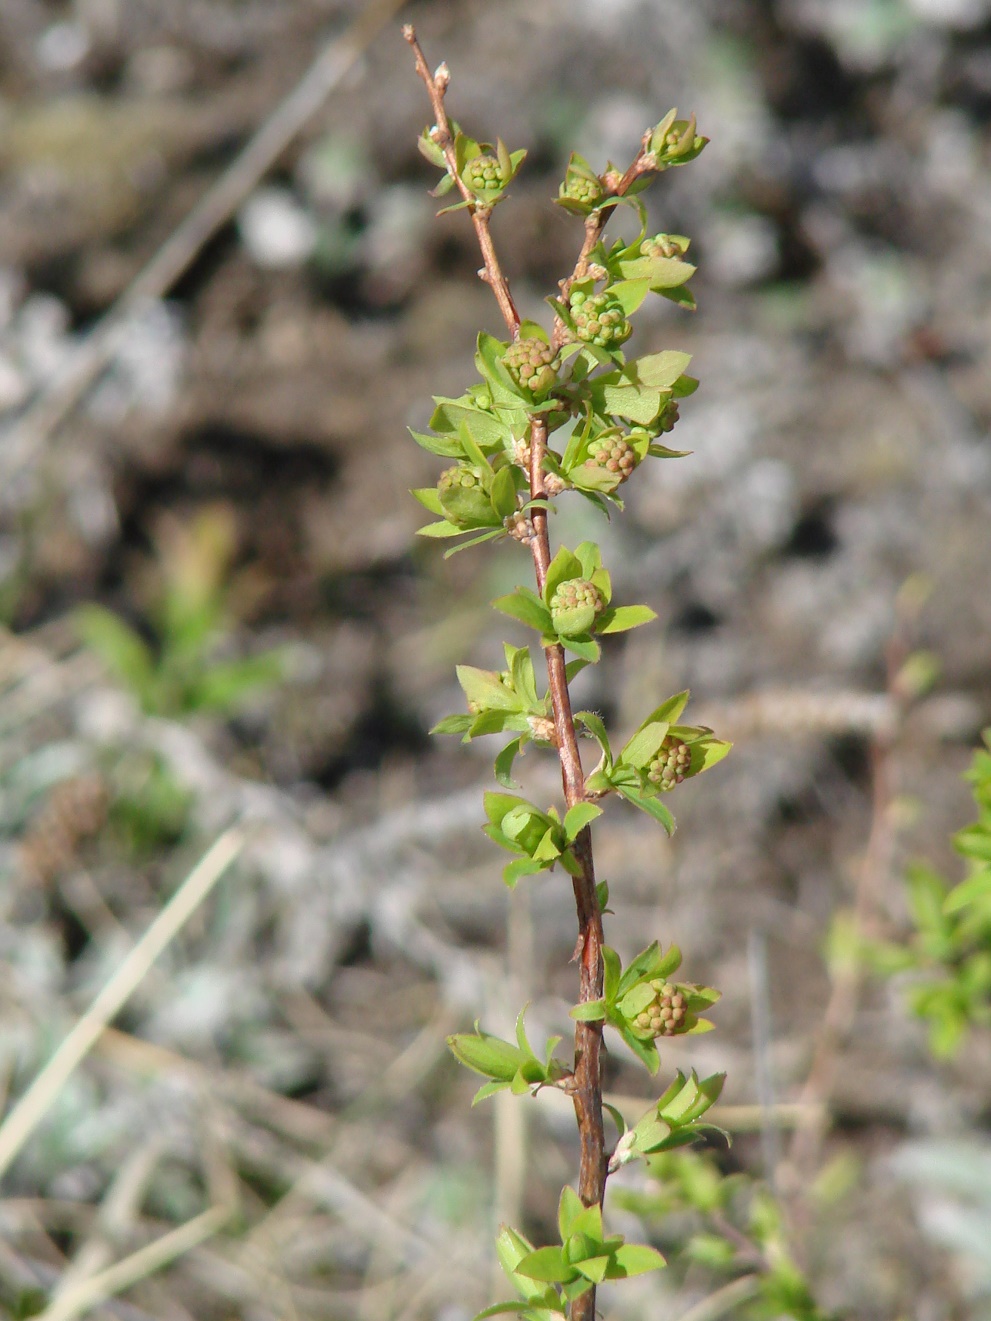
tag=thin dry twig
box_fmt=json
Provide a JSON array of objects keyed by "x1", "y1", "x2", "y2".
[{"x1": 0, "y1": 828, "x2": 245, "y2": 1182}]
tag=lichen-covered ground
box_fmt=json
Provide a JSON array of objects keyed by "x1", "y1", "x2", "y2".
[{"x1": 2, "y1": 2, "x2": 991, "y2": 1317}]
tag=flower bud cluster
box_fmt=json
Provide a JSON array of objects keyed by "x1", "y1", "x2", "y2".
[
  {"x1": 647, "y1": 737, "x2": 691, "y2": 792},
  {"x1": 549, "y1": 578, "x2": 606, "y2": 636},
  {"x1": 585, "y1": 435, "x2": 637, "y2": 483},
  {"x1": 527, "y1": 715, "x2": 558, "y2": 746},
  {"x1": 653, "y1": 400, "x2": 680, "y2": 434},
  {"x1": 633, "y1": 981, "x2": 688, "y2": 1037},
  {"x1": 641, "y1": 233, "x2": 689, "y2": 259},
  {"x1": 562, "y1": 175, "x2": 603, "y2": 206},
  {"x1": 504, "y1": 511, "x2": 535, "y2": 543},
  {"x1": 568, "y1": 290, "x2": 632, "y2": 348},
  {"x1": 464, "y1": 154, "x2": 504, "y2": 192},
  {"x1": 503, "y1": 338, "x2": 558, "y2": 394},
  {"x1": 439, "y1": 463, "x2": 485, "y2": 492}
]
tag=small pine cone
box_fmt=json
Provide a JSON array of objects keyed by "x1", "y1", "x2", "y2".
[
  {"x1": 585, "y1": 436, "x2": 638, "y2": 483},
  {"x1": 646, "y1": 737, "x2": 692, "y2": 792},
  {"x1": 568, "y1": 290, "x2": 632, "y2": 349},
  {"x1": 527, "y1": 715, "x2": 558, "y2": 746},
  {"x1": 562, "y1": 175, "x2": 603, "y2": 206},
  {"x1": 503, "y1": 338, "x2": 558, "y2": 395},
  {"x1": 640, "y1": 233, "x2": 688, "y2": 260},
  {"x1": 464, "y1": 154, "x2": 504, "y2": 192},
  {"x1": 549, "y1": 578, "x2": 605, "y2": 636},
  {"x1": 504, "y1": 511, "x2": 535, "y2": 543}
]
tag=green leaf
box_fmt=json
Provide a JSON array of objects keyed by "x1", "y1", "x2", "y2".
[
  {"x1": 558, "y1": 1186, "x2": 584, "y2": 1241},
  {"x1": 560, "y1": 636, "x2": 601, "y2": 663},
  {"x1": 494, "y1": 589, "x2": 554, "y2": 633},
  {"x1": 447, "y1": 1027, "x2": 523, "y2": 1081},
  {"x1": 509, "y1": 647, "x2": 539, "y2": 709},
  {"x1": 411, "y1": 486, "x2": 446, "y2": 514},
  {"x1": 630, "y1": 350, "x2": 693, "y2": 390},
  {"x1": 616, "y1": 785, "x2": 676, "y2": 835},
  {"x1": 76, "y1": 605, "x2": 157, "y2": 694},
  {"x1": 504, "y1": 856, "x2": 552, "y2": 888},
  {"x1": 430, "y1": 713, "x2": 474, "y2": 736},
  {"x1": 457, "y1": 664, "x2": 521, "y2": 713},
  {"x1": 945, "y1": 869, "x2": 991, "y2": 913},
  {"x1": 608, "y1": 279, "x2": 651, "y2": 315},
  {"x1": 491, "y1": 465, "x2": 521, "y2": 519},
  {"x1": 408, "y1": 427, "x2": 464, "y2": 458},
  {"x1": 570, "y1": 999, "x2": 608, "y2": 1022},
  {"x1": 620, "y1": 722, "x2": 670, "y2": 769},
  {"x1": 544, "y1": 546, "x2": 584, "y2": 604},
  {"x1": 495, "y1": 738, "x2": 524, "y2": 788},
  {"x1": 574, "y1": 1256, "x2": 609, "y2": 1284},
  {"x1": 954, "y1": 824, "x2": 991, "y2": 862},
  {"x1": 417, "y1": 518, "x2": 469, "y2": 538},
  {"x1": 598, "y1": 604, "x2": 657, "y2": 634},
  {"x1": 602, "y1": 946, "x2": 622, "y2": 1002},
  {"x1": 443, "y1": 528, "x2": 504, "y2": 557},
  {"x1": 517, "y1": 1247, "x2": 574, "y2": 1284},
  {"x1": 564, "y1": 802, "x2": 603, "y2": 840}
]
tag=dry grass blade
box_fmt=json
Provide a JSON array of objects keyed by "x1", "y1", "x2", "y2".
[
  {"x1": 0, "y1": 828, "x2": 245, "y2": 1182},
  {"x1": 32, "y1": 1204, "x2": 232, "y2": 1321}
]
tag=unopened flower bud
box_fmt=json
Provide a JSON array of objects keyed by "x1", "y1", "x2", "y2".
[{"x1": 549, "y1": 578, "x2": 606, "y2": 636}]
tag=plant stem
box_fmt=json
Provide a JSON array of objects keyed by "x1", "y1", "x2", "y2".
[{"x1": 404, "y1": 28, "x2": 613, "y2": 1315}]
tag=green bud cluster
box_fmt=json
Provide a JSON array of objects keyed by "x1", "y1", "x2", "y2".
[
  {"x1": 585, "y1": 435, "x2": 638, "y2": 483},
  {"x1": 641, "y1": 233, "x2": 689, "y2": 259},
  {"x1": 549, "y1": 577, "x2": 606, "y2": 636},
  {"x1": 503, "y1": 338, "x2": 559, "y2": 394},
  {"x1": 633, "y1": 980, "x2": 688, "y2": 1037},
  {"x1": 568, "y1": 290, "x2": 632, "y2": 348},
  {"x1": 562, "y1": 175, "x2": 603, "y2": 206},
  {"x1": 647, "y1": 737, "x2": 691, "y2": 792},
  {"x1": 464, "y1": 154, "x2": 505, "y2": 192},
  {"x1": 438, "y1": 463, "x2": 485, "y2": 492}
]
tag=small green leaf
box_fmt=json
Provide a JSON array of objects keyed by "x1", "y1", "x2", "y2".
[
  {"x1": 630, "y1": 350, "x2": 693, "y2": 390},
  {"x1": 558, "y1": 1186, "x2": 584, "y2": 1241},
  {"x1": 620, "y1": 722, "x2": 670, "y2": 769},
  {"x1": 516, "y1": 1247, "x2": 574, "y2": 1284},
  {"x1": 570, "y1": 999, "x2": 608, "y2": 1022},
  {"x1": 608, "y1": 1243, "x2": 667, "y2": 1277},
  {"x1": 494, "y1": 738, "x2": 524, "y2": 788},
  {"x1": 544, "y1": 546, "x2": 584, "y2": 603},
  {"x1": 448, "y1": 1027, "x2": 523, "y2": 1081},
  {"x1": 563, "y1": 802, "x2": 603, "y2": 840},
  {"x1": 598, "y1": 604, "x2": 657, "y2": 634},
  {"x1": 494, "y1": 589, "x2": 554, "y2": 633},
  {"x1": 574, "y1": 1256, "x2": 610, "y2": 1284}
]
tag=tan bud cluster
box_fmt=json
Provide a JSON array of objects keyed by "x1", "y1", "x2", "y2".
[
  {"x1": 527, "y1": 715, "x2": 558, "y2": 745},
  {"x1": 646, "y1": 738, "x2": 691, "y2": 792},
  {"x1": 504, "y1": 511, "x2": 535, "y2": 543},
  {"x1": 585, "y1": 436, "x2": 637, "y2": 483},
  {"x1": 633, "y1": 981, "x2": 687, "y2": 1038}
]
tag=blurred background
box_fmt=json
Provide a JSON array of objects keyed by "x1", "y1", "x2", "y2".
[{"x1": 2, "y1": 0, "x2": 991, "y2": 1317}]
